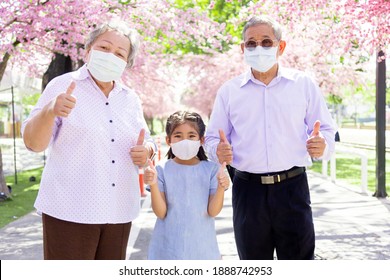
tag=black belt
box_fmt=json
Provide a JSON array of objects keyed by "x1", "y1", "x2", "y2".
[{"x1": 234, "y1": 166, "x2": 306, "y2": 185}]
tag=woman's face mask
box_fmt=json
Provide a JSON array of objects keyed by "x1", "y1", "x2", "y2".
[
  {"x1": 171, "y1": 139, "x2": 201, "y2": 160},
  {"x1": 87, "y1": 49, "x2": 127, "y2": 82}
]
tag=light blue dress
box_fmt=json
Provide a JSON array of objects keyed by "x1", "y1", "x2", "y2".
[{"x1": 147, "y1": 159, "x2": 221, "y2": 260}]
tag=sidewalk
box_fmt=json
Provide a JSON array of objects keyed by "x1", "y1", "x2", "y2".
[{"x1": 1, "y1": 171, "x2": 390, "y2": 260}]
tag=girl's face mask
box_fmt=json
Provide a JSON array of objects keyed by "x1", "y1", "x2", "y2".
[{"x1": 171, "y1": 139, "x2": 201, "y2": 160}]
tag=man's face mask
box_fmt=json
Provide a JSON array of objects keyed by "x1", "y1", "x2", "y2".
[{"x1": 243, "y1": 39, "x2": 278, "y2": 73}]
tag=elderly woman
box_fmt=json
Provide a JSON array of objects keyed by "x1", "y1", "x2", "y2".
[{"x1": 22, "y1": 20, "x2": 156, "y2": 260}]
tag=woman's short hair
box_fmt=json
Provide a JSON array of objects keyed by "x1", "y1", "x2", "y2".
[{"x1": 85, "y1": 20, "x2": 140, "y2": 68}]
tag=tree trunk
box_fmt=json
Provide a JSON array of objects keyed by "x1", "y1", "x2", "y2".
[
  {"x1": 145, "y1": 118, "x2": 155, "y2": 135},
  {"x1": 42, "y1": 53, "x2": 74, "y2": 91},
  {"x1": 0, "y1": 41, "x2": 20, "y2": 199},
  {"x1": 0, "y1": 147, "x2": 11, "y2": 199},
  {"x1": 0, "y1": 52, "x2": 11, "y2": 83},
  {"x1": 0, "y1": 40, "x2": 20, "y2": 82},
  {"x1": 159, "y1": 118, "x2": 165, "y2": 133}
]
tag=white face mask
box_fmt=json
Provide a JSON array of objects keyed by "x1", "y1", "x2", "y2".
[
  {"x1": 171, "y1": 139, "x2": 201, "y2": 160},
  {"x1": 244, "y1": 46, "x2": 278, "y2": 73},
  {"x1": 87, "y1": 50, "x2": 127, "y2": 82}
]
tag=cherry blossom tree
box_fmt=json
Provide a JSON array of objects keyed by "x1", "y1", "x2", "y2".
[
  {"x1": 180, "y1": 0, "x2": 388, "y2": 115},
  {"x1": 0, "y1": 0, "x2": 389, "y2": 194},
  {"x1": 0, "y1": 0, "x2": 231, "y2": 196}
]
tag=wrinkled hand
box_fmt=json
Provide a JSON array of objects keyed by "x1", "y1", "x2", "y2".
[
  {"x1": 217, "y1": 162, "x2": 230, "y2": 190},
  {"x1": 216, "y1": 129, "x2": 233, "y2": 165},
  {"x1": 49, "y1": 81, "x2": 76, "y2": 118},
  {"x1": 130, "y1": 129, "x2": 149, "y2": 166},
  {"x1": 306, "y1": 120, "x2": 326, "y2": 158},
  {"x1": 144, "y1": 159, "x2": 157, "y2": 185}
]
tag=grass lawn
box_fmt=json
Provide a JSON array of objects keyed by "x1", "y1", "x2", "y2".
[
  {"x1": 308, "y1": 150, "x2": 390, "y2": 194},
  {"x1": 0, "y1": 168, "x2": 42, "y2": 228}
]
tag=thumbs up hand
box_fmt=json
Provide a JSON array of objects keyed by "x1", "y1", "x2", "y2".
[
  {"x1": 310, "y1": 120, "x2": 321, "y2": 137},
  {"x1": 216, "y1": 129, "x2": 233, "y2": 165},
  {"x1": 217, "y1": 162, "x2": 230, "y2": 190},
  {"x1": 49, "y1": 81, "x2": 77, "y2": 118},
  {"x1": 306, "y1": 120, "x2": 326, "y2": 158},
  {"x1": 144, "y1": 159, "x2": 157, "y2": 185},
  {"x1": 130, "y1": 129, "x2": 149, "y2": 166}
]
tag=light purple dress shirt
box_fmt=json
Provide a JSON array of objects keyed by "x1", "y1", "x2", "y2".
[
  {"x1": 205, "y1": 67, "x2": 337, "y2": 174},
  {"x1": 21, "y1": 65, "x2": 154, "y2": 224}
]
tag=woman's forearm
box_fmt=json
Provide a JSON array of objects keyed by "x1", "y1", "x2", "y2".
[{"x1": 23, "y1": 102, "x2": 56, "y2": 152}]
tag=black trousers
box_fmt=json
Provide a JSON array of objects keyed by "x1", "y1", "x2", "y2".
[{"x1": 232, "y1": 170, "x2": 314, "y2": 260}]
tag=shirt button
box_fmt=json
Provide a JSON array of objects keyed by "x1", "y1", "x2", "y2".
[
  {"x1": 106, "y1": 102, "x2": 109, "y2": 105},
  {"x1": 112, "y1": 183, "x2": 115, "y2": 187},
  {"x1": 111, "y1": 139, "x2": 115, "y2": 142},
  {"x1": 109, "y1": 120, "x2": 113, "y2": 123},
  {"x1": 112, "y1": 160, "x2": 115, "y2": 163}
]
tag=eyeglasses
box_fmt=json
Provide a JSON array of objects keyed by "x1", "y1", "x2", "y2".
[{"x1": 244, "y1": 39, "x2": 278, "y2": 50}]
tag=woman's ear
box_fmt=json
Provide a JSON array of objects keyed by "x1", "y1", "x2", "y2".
[
  {"x1": 85, "y1": 47, "x2": 92, "y2": 63},
  {"x1": 200, "y1": 136, "x2": 205, "y2": 145}
]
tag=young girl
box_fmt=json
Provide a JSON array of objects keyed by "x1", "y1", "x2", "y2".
[{"x1": 144, "y1": 111, "x2": 230, "y2": 260}]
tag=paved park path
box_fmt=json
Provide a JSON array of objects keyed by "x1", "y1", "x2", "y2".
[{"x1": 1, "y1": 128, "x2": 390, "y2": 260}]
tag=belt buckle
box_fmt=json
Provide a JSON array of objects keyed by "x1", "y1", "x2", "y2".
[{"x1": 261, "y1": 174, "x2": 280, "y2": 184}]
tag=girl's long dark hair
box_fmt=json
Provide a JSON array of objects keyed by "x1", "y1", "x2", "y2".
[{"x1": 165, "y1": 111, "x2": 208, "y2": 160}]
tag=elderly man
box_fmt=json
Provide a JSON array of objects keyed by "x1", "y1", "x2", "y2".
[{"x1": 205, "y1": 15, "x2": 336, "y2": 260}]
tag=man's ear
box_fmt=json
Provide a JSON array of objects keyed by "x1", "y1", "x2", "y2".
[
  {"x1": 240, "y1": 42, "x2": 245, "y2": 54},
  {"x1": 278, "y1": 40, "x2": 287, "y2": 56}
]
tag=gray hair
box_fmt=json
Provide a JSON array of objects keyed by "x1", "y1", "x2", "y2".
[
  {"x1": 242, "y1": 15, "x2": 283, "y2": 41},
  {"x1": 85, "y1": 20, "x2": 140, "y2": 68}
]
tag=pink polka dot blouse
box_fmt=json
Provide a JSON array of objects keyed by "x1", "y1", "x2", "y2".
[{"x1": 22, "y1": 65, "x2": 154, "y2": 224}]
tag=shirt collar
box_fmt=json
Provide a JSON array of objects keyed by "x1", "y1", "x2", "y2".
[
  {"x1": 71, "y1": 64, "x2": 90, "y2": 81},
  {"x1": 240, "y1": 65, "x2": 296, "y2": 87}
]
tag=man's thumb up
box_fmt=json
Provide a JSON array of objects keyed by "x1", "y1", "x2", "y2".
[
  {"x1": 310, "y1": 120, "x2": 321, "y2": 137},
  {"x1": 219, "y1": 129, "x2": 228, "y2": 143},
  {"x1": 217, "y1": 129, "x2": 233, "y2": 165}
]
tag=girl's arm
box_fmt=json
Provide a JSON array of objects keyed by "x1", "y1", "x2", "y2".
[
  {"x1": 208, "y1": 163, "x2": 230, "y2": 217},
  {"x1": 149, "y1": 182, "x2": 167, "y2": 219},
  {"x1": 208, "y1": 187, "x2": 225, "y2": 217},
  {"x1": 144, "y1": 160, "x2": 167, "y2": 219}
]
